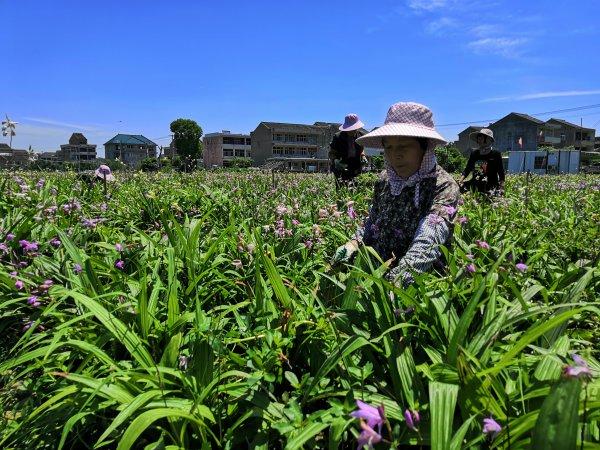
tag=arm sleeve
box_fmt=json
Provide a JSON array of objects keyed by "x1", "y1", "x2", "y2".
[
  {"x1": 329, "y1": 135, "x2": 340, "y2": 159},
  {"x1": 386, "y1": 215, "x2": 450, "y2": 286},
  {"x1": 462, "y1": 153, "x2": 476, "y2": 177},
  {"x1": 496, "y1": 152, "x2": 505, "y2": 182}
]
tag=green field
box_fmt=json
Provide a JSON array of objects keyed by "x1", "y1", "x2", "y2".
[{"x1": 1, "y1": 170, "x2": 599, "y2": 449}]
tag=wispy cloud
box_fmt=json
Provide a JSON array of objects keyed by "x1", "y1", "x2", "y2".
[
  {"x1": 467, "y1": 37, "x2": 528, "y2": 58},
  {"x1": 479, "y1": 89, "x2": 600, "y2": 103},
  {"x1": 425, "y1": 17, "x2": 458, "y2": 35},
  {"x1": 23, "y1": 117, "x2": 103, "y2": 132},
  {"x1": 407, "y1": 0, "x2": 449, "y2": 12}
]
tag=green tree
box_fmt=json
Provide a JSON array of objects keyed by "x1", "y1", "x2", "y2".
[
  {"x1": 435, "y1": 145, "x2": 467, "y2": 173},
  {"x1": 170, "y1": 118, "x2": 203, "y2": 171}
]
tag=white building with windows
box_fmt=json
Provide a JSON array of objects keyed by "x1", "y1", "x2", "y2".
[{"x1": 203, "y1": 131, "x2": 251, "y2": 167}]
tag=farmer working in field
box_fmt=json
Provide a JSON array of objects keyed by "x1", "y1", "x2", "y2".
[
  {"x1": 329, "y1": 114, "x2": 365, "y2": 186},
  {"x1": 331, "y1": 102, "x2": 461, "y2": 286},
  {"x1": 459, "y1": 128, "x2": 505, "y2": 194}
]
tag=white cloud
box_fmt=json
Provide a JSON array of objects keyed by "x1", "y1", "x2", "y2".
[
  {"x1": 23, "y1": 117, "x2": 103, "y2": 132},
  {"x1": 479, "y1": 89, "x2": 600, "y2": 103},
  {"x1": 425, "y1": 17, "x2": 458, "y2": 35},
  {"x1": 467, "y1": 37, "x2": 527, "y2": 58},
  {"x1": 407, "y1": 0, "x2": 449, "y2": 12},
  {"x1": 470, "y1": 24, "x2": 502, "y2": 38}
]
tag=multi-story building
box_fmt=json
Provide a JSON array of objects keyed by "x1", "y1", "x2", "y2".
[
  {"x1": 57, "y1": 133, "x2": 97, "y2": 162},
  {"x1": 489, "y1": 112, "x2": 545, "y2": 152},
  {"x1": 104, "y1": 134, "x2": 157, "y2": 168},
  {"x1": 39, "y1": 151, "x2": 59, "y2": 163},
  {"x1": 0, "y1": 144, "x2": 30, "y2": 167},
  {"x1": 203, "y1": 131, "x2": 251, "y2": 167},
  {"x1": 539, "y1": 118, "x2": 595, "y2": 151},
  {"x1": 250, "y1": 121, "x2": 344, "y2": 171}
]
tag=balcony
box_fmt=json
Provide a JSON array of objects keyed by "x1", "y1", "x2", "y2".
[{"x1": 540, "y1": 136, "x2": 561, "y2": 144}]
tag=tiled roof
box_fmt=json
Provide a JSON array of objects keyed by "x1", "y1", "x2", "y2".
[
  {"x1": 508, "y1": 112, "x2": 545, "y2": 124},
  {"x1": 104, "y1": 134, "x2": 157, "y2": 146}
]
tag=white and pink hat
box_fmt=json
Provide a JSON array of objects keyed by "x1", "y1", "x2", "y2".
[
  {"x1": 339, "y1": 113, "x2": 365, "y2": 132},
  {"x1": 95, "y1": 164, "x2": 115, "y2": 182},
  {"x1": 356, "y1": 102, "x2": 447, "y2": 149}
]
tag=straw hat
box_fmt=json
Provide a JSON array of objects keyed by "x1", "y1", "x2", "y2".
[
  {"x1": 469, "y1": 128, "x2": 494, "y2": 143},
  {"x1": 94, "y1": 164, "x2": 115, "y2": 182},
  {"x1": 339, "y1": 113, "x2": 365, "y2": 132},
  {"x1": 355, "y1": 102, "x2": 446, "y2": 149}
]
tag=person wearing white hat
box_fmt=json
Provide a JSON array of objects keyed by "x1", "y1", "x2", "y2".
[
  {"x1": 331, "y1": 102, "x2": 460, "y2": 286},
  {"x1": 329, "y1": 113, "x2": 365, "y2": 184},
  {"x1": 459, "y1": 128, "x2": 505, "y2": 194}
]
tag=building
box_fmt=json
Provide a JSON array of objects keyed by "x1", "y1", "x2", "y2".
[
  {"x1": 539, "y1": 118, "x2": 595, "y2": 151},
  {"x1": 0, "y1": 144, "x2": 30, "y2": 167},
  {"x1": 456, "y1": 125, "x2": 485, "y2": 156},
  {"x1": 250, "y1": 121, "x2": 349, "y2": 172},
  {"x1": 203, "y1": 131, "x2": 251, "y2": 167},
  {"x1": 488, "y1": 112, "x2": 545, "y2": 152},
  {"x1": 57, "y1": 133, "x2": 97, "y2": 162},
  {"x1": 508, "y1": 150, "x2": 580, "y2": 174},
  {"x1": 39, "y1": 151, "x2": 59, "y2": 163},
  {"x1": 104, "y1": 134, "x2": 157, "y2": 168}
]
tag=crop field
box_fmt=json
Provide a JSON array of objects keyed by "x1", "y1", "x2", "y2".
[{"x1": 0, "y1": 170, "x2": 599, "y2": 449}]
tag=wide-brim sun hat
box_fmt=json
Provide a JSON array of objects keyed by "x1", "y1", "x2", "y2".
[
  {"x1": 469, "y1": 128, "x2": 495, "y2": 143},
  {"x1": 339, "y1": 113, "x2": 365, "y2": 132},
  {"x1": 355, "y1": 102, "x2": 447, "y2": 149},
  {"x1": 95, "y1": 165, "x2": 115, "y2": 182}
]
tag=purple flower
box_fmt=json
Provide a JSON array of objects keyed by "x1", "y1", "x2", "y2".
[
  {"x1": 428, "y1": 214, "x2": 444, "y2": 226},
  {"x1": 15, "y1": 280, "x2": 25, "y2": 290},
  {"x1": 82, "y1": 218, "x2": 101, "y2": 229},
  {"x1": 466, "y1": 263, "x2": 476, "y2": 274},
  {"x1": 444, "y1": 205, "x2": 457, "y2": 216},
  {"x1": 404, "y1": 409, "x2": 420, "y2": 431},
  {"x1": 22, "y1": 320, "x2": 34, "y2": 332},
  {"x1": 73, "y1": 263, "x2": 83, "y2": 274},
  {"x1": 19, "y1": 240, "x2": 38, "y2": 252},
  {"x1": 563, "y1": 354, "x2": 593, "y2": 379},
  {"x1": 483, "y1": 417, "x2": 502, "y2": 439},
  {"x1": 0, "y1": 243, "x2": 7, "y2": 253},
  {"x1": 115, "y1": 260, "x2": 125, "y2": 270},
  {"x1": 515, "y1": 262, "x2": 528, "y2": 272},
  {"x1": 6, "y1": 233, "x2": 16, "y2": 241},
  {"x1": 49, "y1": 238, "x2": 61, "y2": 248},
  {"x1": 292, "y1": 219, "x2": 300, "y2": 226},
  {"x1": 476, "y1": 240, "x2": 490, "y2": 250},
  {"x1": 39, "y1": 280, "x2": 53, "y2": 291},
  {"x1": 356, "y1": 421, "x2": 382, "y2": 450},
  {"x1": 9, "y1": 271, "x2": 17, "y2": 278},
  {"x1": 350, "y1": 400, "x2": 384, "y2": 432},
  {"x1": 457, "y1": 216, "x2": 468, "y2": 225},
  {"x1": 27, "y1": 295, "x2": 41, "y2": 307},
  {"x1": 36, "y1": 179, "x2": 45, "y2": 189},
  {"x1": 115, "y1": 243, "x2": 123, "y2": 252},
  {"x1": 304, "y1": 240, "x2": 313, "y2": 249},
  {"x1": 348, "y1": 206, "x2": 357, "y2": 220}
]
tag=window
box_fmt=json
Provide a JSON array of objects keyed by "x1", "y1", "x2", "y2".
[
  {"x1": 296, "y1": 134, "x2": 307, "y2": 142},
  {"x1": 223, "y1": 149, "x2": 233, "y2": 157},
  {"x1": 534, "y1": 156, "x2": 546, "y2": 169},
  {"x1": 273, "y1": 146, "x2": 283, "y2": 155},
  {"x1": 576, "y1": 132, "x2": 581, "y2": 140},
  {"x1": 235, "y1": 149, "x2": 244, "y2": 157},
  {"x1": 560, "y1": 133, "x2": 566, "y2": 142},
  {"x1": 246, "y1": 138, "x2": 251, "y2": 145},
  {"x1": 273, "y1": 134, "x2": 284, "y2": 142}
]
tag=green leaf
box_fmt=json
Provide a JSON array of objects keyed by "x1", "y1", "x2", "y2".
[
  {"x1": 284, "y1": 422, "x2": 328, "y2": 450},
  {"x1": 430, "y1": 381, "x2": 459, "y2": 450}
]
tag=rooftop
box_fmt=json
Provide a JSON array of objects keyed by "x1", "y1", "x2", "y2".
[{"x1": 104, "y1": 134, "x2": 157, "y2": 146}]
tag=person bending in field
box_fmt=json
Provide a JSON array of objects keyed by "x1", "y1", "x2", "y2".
[
  {"x1": 331, "y1": 102, "x2": 461, "y2": 286},
  {"x1": 459, "y1": 128, "x2": 505, "y2": 195}
]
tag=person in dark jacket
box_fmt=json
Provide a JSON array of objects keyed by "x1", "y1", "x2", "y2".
[
  {"x1": 329, "y1": 114, "x2": 365, "y2": 184},
  {"x1": 459, "y1": 128, "x2": 505, "y2": 194}
]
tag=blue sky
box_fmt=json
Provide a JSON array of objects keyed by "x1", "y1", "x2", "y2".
[{"x1": 3, "y1": 0, "x2": 600, "y2": 156}]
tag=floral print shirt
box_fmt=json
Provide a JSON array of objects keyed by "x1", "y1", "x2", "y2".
[{"x1": 356, "y1": 164, "x2": 461, "y2": 283}]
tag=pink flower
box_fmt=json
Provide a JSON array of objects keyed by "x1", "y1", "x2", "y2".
[
  {"x1": 563, "y1": 354, "x2": 593, "y2": 379},
  {"x1": 428, "y1": 214, "x2": 444, "y2": 226},
  {"x1": 476, "y1": 240, "x2": 490, "y2": 250},
  {"x1": 115, "y1": 243, "x2": 123, "y2": 252},
  {"x1": 350, "y1": 400, "x2": 384, "y2": 432},
  {"x1": 115, "y1": 260, "x2": 125, "y2": 270},
  {"x1": 404, "y1": 409, "x2": 420, "y2": 431},
  {"x1": 483, "y1": 417, "x2": 502, "y2": 439},
  {"x1": 466, "y1": 263, "x2": 476, "y2": 274},
  {"x1": 304, "y1": 240, "x2": 313, "y2": 249},
  {"x1": 515, "y1": 262, "x2": 528, "y2": 272},
  {"x1": 348, "y1": 206, "x2": 357, "y2": 220},
  {"x1": 6, "y1": 233, "x2": 15, "y2": 241},
  {"x1": 19, "y1": 240, "x2": 38, "y2": 252},
  {"x1": 73, "y1": 264, "x2": 82, "y2": 274},
  {"x1": 292, "y1": 219, "x2": 300, "y2": 226},
  {"x1": 457, "y1": 216, "x2": 468, "y2": 225},
  {"x1": 15, "y1": 280, "x2": 25, "y2": 290},
  {"x1": 356, "y1": 421, "x2": 382, "y2": 450},
  {"x1": 444, "y1": 205, "x2": 457, "y2": 216}
]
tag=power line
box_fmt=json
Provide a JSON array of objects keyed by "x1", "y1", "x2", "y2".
[{"x1": 437, "y1": 103, "x2": 600, "y2": 127}]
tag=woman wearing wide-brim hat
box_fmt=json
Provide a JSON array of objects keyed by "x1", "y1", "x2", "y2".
[
  {"x1": 329, "y1": 114, "x2": 365, "y2": 184},
  {"x1": 331, "y1": 102, "x2": 461, "y2": 286},
  {"x1": 459, "y1": 128, "x2": 505, "y2": 194}
]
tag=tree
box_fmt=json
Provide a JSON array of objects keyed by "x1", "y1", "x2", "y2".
[
  {"x1": 170, "y1": 118, "x2": 203, "y2": 171},
  {"x1": 435, "y1": 145, "x2": 467, "y2": 173}
]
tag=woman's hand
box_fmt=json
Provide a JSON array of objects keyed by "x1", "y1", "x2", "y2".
[{"x1": 331, "y1": 240, "x2": 359, "y2": 264}]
